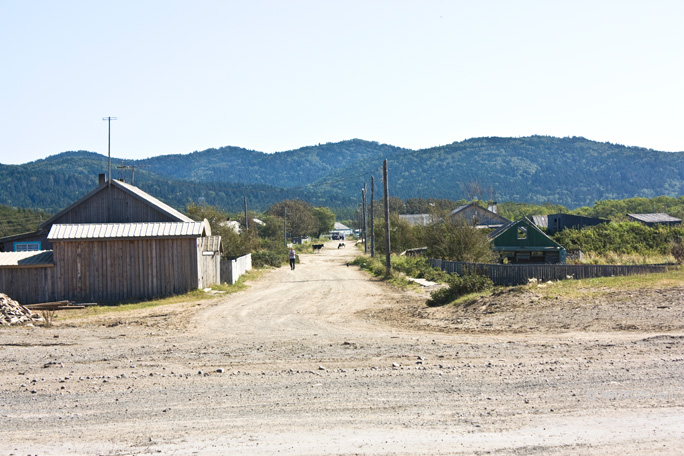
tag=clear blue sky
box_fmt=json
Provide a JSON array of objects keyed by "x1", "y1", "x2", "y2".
[{"x1": 2, "y1": 0, "x2": 683, "y2": 165}]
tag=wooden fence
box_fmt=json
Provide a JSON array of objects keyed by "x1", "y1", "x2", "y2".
[
  {"x1": 221, "y1": 254, "x2": 252, "y2": 285},
  {"x1": 429, "y1": 259, "x2": 668, "y2": 286},
  {"x1": 0, "y1": 265, "x2": 55, "y2": 305}
]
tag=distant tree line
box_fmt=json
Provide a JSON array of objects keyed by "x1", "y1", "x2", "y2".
[{"x1": 3, "y1": 136, "x2": 684, "y2": 215}]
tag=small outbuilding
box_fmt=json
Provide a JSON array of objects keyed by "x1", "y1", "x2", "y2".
[
  {"x1": 627, "y1": 213, "x2": 682, "y2": 227},
  {"x1": 46, "y1": 221, "x2": 221, "y2": 303},
  {"x1": 0, "y1": 250, "x2": 55, "y2": 304},
  {"x1": 532, "y1": 213, "x2": 609, "y2": 234},
  {"x1": 489, "y1": 217, "x2": 566, "y2": 264}
]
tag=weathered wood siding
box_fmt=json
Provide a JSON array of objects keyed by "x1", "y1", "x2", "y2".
[
  {"x1": 53, "y1": 238, "x2": 199, "y2": 303},
  {"x1": 0, "y1": 266, "x2": 55, "y2": 304},
  {"x1": 430, "y1": 259, "x2": 668, "y2": 286},
  {"x1": 51, "y1": 185, "x2": 179, "y2": 225}
]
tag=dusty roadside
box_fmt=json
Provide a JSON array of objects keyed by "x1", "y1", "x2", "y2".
[{"x1": 1, "y1": 242, "x2": 683, "y2": 455}]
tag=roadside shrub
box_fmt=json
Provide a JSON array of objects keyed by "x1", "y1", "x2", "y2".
[
  {"x1": 553, "y1": 222, "x2": 684, "y2": 256},
  {"x1": 391, "y1": 256, "x2": 450, "y2": 282},
  {"x1": 419, "y1": 218, "x2": 496, "y2": 263},
  {"x1": 672, "y1": 239, "x2": 684, "y2": 264},
  {"x1": 252, "y1": 249, "x2": 285, "y2": 268},
  {"x1": 426, "y1": 273, "x2": 493, "y2": 307},
  {"x1": 352, "y1": 256, "x2": 388, "y2": 277}
]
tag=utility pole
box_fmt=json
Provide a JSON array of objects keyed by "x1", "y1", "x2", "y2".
[
  {"x1": 283, "y1": 206, "x2": 287, "y2": 246},
  {"x1": 102, "y1": 116, "x2": 117, "y2": 187},
  {"x1": 362, "y1": 184, "x2": 367, "y2": 253},
  {"x1": 370, "y1": 176, "x2": 375, "y2": 258},
  {"x1": 244, "y1": 196, "x2": 248, "y2": 231},
  {"x1": 383, "y1": 159, "x2": 391, "y2": 276}
]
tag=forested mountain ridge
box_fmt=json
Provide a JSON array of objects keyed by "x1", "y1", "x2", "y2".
[
  {"x1": 137, "y1": 140, "x2": 404, "y2": 188},
  {"x1": 1, "y1": 136, "x2": 682, "y2": 214}
]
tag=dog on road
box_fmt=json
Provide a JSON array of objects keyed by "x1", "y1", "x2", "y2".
[{"x1": 338, "y1": 242, "x2": 345, "y2": 249}]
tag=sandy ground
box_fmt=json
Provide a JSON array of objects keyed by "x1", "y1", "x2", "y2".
[{"x1": 1, "y1": 241, "x2": 683, "y2": 455}]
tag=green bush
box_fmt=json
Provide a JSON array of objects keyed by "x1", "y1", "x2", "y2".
[
  {"x1": 351, "y1": 256, "x2": 390, "y2": 277},
  {"x1": 251, "y1": 250, "x2": 283, "y2": 268},
  {"x1": 552, "y1": 222, "x2": 684, "y2": 255},
  {"x1": 251, "y1": 241, "x2": 291, "y2": 268},
  {"x1": 426, "y1": 273, "x2": 493, "y2": 307},
  {"x1": 390, "y1": 256, "x2": 450, "y2": 282}
]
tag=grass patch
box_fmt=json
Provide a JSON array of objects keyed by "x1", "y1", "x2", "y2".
[
  {"x1": 426, "y1": 273, "x2": 494, "y2": 307},
  {"x1": 525, "y1": 265, "x2": 684, "y2": 299},
  {"x1": 350, "y1": 255, "x2": 413, "y2": 288},
  {"x1": 210, "y1": 269, "x2": 261, "y2": 292},
  {"x1": 57, "y1": 272, "x2": 262, "y2": 322},
  {"x1": 572, "y1": 251, "x2": 676, "y2": 265},
  {"x1": 389, "y1": 255, "x2": 451, "y2": 283},
  {"x1": 63, "y1": 289, "x2": 211, "y2": 320}
]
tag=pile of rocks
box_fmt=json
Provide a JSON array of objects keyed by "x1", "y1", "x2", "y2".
[{"x1": 0, "y1": 293, "x2": 42, "y2": 326}]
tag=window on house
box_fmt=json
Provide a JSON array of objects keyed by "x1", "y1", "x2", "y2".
[
  {"x1": 517, "y1": 227, "x2": 527, "y2": 240},
  {"x1": 14, "y1": 242, "x2": 41, "y2": 252}
]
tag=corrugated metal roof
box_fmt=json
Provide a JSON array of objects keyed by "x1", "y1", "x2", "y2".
[
  {"x1": 399, "y1": 214, "x2": 435, "y2": 226},
  {"x1": 201, "y1": 235, "x2": 223, "y2": 252},
  {"x1": 0, "y1": 250, "x2": 54, "y2": 267},
  {"x1": 531, "y1": 215, "x2": 548, "y2": 229},
  {"x1": 47, "y1": 222, "x2": 206, "y2": 241},
  {"x1": 628, "y1": 213, "x2": 682, "y2": 223}
]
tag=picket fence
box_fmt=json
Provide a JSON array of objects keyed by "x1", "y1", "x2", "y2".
[{"x1": 429, "y1": 259, "x2": 668, "y2": 286}]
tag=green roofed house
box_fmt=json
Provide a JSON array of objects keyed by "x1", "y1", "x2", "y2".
[{"x1": 489, "y1": 217, "x2": 566, "y2": 264}]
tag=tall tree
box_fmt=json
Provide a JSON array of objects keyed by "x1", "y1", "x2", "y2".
[
  {"x1": 312, "y1": 206, "x2": 336, "y2": 237},
  {"x1": 267, "y1": 200, "x2": 318, "y2": 238}
]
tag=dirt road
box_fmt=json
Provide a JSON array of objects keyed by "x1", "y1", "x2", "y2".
[{"x1": 1, "y1": 242, "x2": 683, "y2": 455}]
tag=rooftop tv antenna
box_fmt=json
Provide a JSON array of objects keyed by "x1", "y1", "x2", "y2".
[
  {"x1": 102, "y1": 116, "x2": 117, "y2": 187},
  {"x1": 117, "y1": 161, "x2": 149, "y2": 185}
]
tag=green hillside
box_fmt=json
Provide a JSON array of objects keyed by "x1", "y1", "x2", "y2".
[{"x1": 0, "y1": 136, "x2": 682, "y2": 216}]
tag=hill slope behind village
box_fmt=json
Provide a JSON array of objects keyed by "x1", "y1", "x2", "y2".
[{"x1": 1, "y1": 136, "x2": 683, "y2": 213}]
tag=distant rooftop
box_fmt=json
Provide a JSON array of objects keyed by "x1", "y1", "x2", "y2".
[{"x1": 627, "y1": 213, "x2": 682, "y2": 224}]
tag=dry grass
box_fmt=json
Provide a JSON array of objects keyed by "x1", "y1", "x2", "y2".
[
  {"x1": 524, "y1": 265, "x2": 684, "y2": 299},
  {"x1": 56, "y1": 270, "x2": 261, "y2": 322},
  {"x1": 572, "y1": 251, "x2": 675, "y2": 265},
  {"x1": 40, "y1": 309, "x2": 56, "y2": 327}
]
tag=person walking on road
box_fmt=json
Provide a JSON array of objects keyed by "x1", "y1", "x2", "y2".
[{"x1": 289, "y1": 247, "x2": 296, "y2": 270}]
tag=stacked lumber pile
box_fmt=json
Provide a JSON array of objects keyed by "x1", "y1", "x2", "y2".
[
  {"x1": 24, "y1": 301, "x2": 84, "y2": 311},
  {"x1": 0, "y1": 293, "x2": 42, "y2": 326}
]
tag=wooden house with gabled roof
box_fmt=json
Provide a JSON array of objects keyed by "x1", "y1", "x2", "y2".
[
  {"x1": 0, "y1": 175, "x2": 223, "y2": 304},
  {"x1": 399, "y1": 202, "x2": 509, "y2": 229},
  {"x1": 0, "y1": 175, "x2": 195, "y2": 252},
  {"x1": 489, "y1": 217, "x2": 566, "y2": 264},
  {"x1": 450, "y1": 202, "x2": 510, "y2": 229}
]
